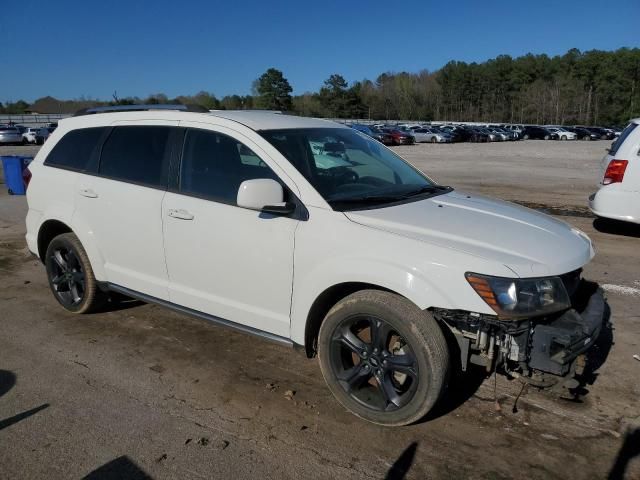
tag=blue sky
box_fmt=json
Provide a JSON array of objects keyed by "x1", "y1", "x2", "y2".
[{"x1": 3, "y1": 0, "x2": 639, "y2": 103}]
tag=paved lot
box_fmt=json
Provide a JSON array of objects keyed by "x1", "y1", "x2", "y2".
[{"x1": 1, "y1": 141, "x2": 639, "y2": 479}]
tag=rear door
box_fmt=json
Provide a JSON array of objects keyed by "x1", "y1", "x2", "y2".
[{"x1": 73, "y1": 122, "x2": 178, "y2": 299}]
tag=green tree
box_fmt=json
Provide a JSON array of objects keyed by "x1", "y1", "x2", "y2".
[{"x1": 254, "y1": 68, "x2": 293, "y2": 111}]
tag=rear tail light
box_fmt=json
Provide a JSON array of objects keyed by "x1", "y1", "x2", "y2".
[
  {"x1": 603, "y1": 159, "x2": 628, "y2": 185},
  {"x1": 23, "y1": 166, "x2": 32, "y2": 190}
]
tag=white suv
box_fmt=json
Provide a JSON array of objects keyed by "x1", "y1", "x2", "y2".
[
  {"x1": 25, "y1": 105, "x2": 605, "y2": 426},
  {"x1": 589, "y1": 119, "x2": 640, "y2": 224}
]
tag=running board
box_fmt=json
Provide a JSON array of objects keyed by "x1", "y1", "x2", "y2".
[{"x1": 104, "y1": 283, "x2": 294, "y2": 348}]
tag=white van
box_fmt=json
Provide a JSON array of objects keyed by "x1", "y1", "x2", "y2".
[
  {"x1": 589, "y1": 119, "x2": 640, "y2": 223},
  {"x1": 25, "y1": 105, "x2": 604, "y2": 426}
]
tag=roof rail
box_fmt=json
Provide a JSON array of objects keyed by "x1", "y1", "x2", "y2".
[{"x1": 73, "y1": 104, "x2": 209, "y2": 116}]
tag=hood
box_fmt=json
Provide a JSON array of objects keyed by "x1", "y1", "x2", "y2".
[{"x1": 344, "y1": 191, "x2": 594, "y2": 277}]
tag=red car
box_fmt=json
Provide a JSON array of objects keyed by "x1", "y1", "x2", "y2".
[{"x1": 382, "y1": 128, "x2": 415, "y2": 145}]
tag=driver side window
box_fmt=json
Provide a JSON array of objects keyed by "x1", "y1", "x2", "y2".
[{"x1": 179, "y1": 128, "x2": 280, "y2": 206}]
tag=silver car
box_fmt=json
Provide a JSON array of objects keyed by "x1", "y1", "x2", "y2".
[
  {"x1": 412, "y1": 127, "x2": 453, "y2": 143},
  {"x1": 0, "y1": 126, "x2": 24, "y2": 145}
]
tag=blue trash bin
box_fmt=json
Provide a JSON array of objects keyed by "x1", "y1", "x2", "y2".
[{"x1": 1, "y1": 156, "x2": 33, "y2": 195}]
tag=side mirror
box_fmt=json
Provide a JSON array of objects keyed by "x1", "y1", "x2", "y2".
[{"x1": 237, "y1": 178, "x2": 295, "y2": 215}]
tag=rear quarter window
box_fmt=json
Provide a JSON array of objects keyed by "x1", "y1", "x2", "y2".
[
  {"x1": 609, "y1": 123, "x2": 638, "y2": 156},
  {"x1": 44, "y1": 127, "x2": 108, "y2": 171}
]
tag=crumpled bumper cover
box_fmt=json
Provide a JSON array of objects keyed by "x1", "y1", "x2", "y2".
[{"x1": 528, "y1": 288, "x2": 605, "y2": 376}]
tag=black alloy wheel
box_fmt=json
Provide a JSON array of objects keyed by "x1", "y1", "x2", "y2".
[
  {"x1": 45, "y1": 233, "x2": 106, "y2": 313},
  {"x1": 329, "y1": 315, "x2": 419, "y2": 412},
  {"x1": 48, "y1": 246, "x2": 86, "y2": 307},
  {"x1": 318, "y1": 290, "x2": 449, "y2": 426}
]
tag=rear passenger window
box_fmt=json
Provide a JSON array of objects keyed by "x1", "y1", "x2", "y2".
[
  {"x1": 180, "y1": 129, "x2": 279, "y2": 205},
  {"x1": 99, "y1": 126, "x2": 171, "y2": 188},
  {"x1": 44, "y1": 127, "x2": 106, "y2": 171}
]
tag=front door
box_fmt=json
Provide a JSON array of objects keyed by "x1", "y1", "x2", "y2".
[{"x1": 162, "y1": 125, "x2": 298, "y2": 338}]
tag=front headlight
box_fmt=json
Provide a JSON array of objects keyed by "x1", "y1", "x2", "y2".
[{"x1": 466, "y1": 272, "x2": 570, "y2": 319}]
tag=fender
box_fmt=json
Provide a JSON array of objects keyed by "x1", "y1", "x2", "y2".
[{"x1": 289, "y1": 254, "x2": 494, "y2": 346}]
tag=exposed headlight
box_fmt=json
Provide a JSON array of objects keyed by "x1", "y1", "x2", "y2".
[{"x1": 466, "y1": 272, "x2": 570, "y2": 319}]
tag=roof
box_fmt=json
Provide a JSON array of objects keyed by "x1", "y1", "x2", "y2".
[
  {"x1": 207, "y1": 110, "x2": 345, "y2": 131},
  {"x1": 58, "y1": 108, "x2": 348, "y2": 132}
]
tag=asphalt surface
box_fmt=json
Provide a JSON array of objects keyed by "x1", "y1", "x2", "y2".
[{"x1": 0, "y1": 141, "x2": 639, "y2": 479}]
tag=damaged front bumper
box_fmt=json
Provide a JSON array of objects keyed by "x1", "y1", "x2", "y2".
[{"x1": 434, "y1": 285, "x2": 606, "y2": 386}]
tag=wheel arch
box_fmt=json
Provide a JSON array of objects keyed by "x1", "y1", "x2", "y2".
[
  {"x1": 37, "y1": 219, "x2": 73, "y2": 262},
  {"x1": 36, "y1": 217, "x2": 107, "y2": 281},
  {"x1": 302, "y1": 282, "x2": 401, "y2": 358}
]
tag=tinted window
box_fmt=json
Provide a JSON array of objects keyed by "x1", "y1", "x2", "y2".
[
  {"x1": 45, "y1": 127, "x2": 107, "y2": 171},
  {"x1": 99, "y1": 126, "x2": 171, "y2": 188},
  {"x1": 180, "y1": 129, "x2": 279, "y2": 205},
  {"x1": 609, "y1": 122, "x2": 637, "y2": 156}
]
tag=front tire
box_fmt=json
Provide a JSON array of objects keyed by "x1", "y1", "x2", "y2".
[
  {"x1": 45, "y1": 233, "x2": 106, "y2": 313},
  {"x1": 318, "y1": 290, "x2": 450, "y2": 426}
]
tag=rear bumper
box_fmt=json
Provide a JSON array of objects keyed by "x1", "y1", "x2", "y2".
[{"x1": 589, "y1": 189, "x2": 640, "y2": 224}]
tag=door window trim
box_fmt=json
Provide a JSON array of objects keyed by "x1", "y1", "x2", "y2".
[
  {"x1": 93, "y1": 125, "x2": 175, "y2": 191},
  {"x1": 172, "y1": 126, "x2": 308, "y2": 220}
]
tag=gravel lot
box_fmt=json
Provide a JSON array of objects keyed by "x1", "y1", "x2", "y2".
[{"x1": 0, "y1": 140, "x2": 639, "y2": 479}]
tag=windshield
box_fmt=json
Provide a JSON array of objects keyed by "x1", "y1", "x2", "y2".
[{"x1": 260, "y1": 128, "x2": 446, "y2": 210}]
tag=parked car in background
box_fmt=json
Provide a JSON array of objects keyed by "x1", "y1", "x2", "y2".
[
  {"x1": 369, "y1": 128, "x2": 395, "y2": 145},
  {"x1": 589, "y1": 119, "x2": 640, "y2": 223},
  {"x1": 0, "y1": 126, "x2": 24, "y2": 145},
  {"x1": 545, "y1": 127, "x2": 577, "y2": 141},
  {"x1": 502, "y1": 125, "x2": 524, "y2": 138},
  {"x1": 465, "y1": 127, "x2": 490, "y2": 142},
  {"x1": 412, "y1": 127, "x2": 452, "y2": 143},
  {"x1": 22, "y1": 127, "x2": 39, "y2": 144},
  {"x1": 35, "y1": 127, "x2": 56, "y2": 145},
  {"x1": 583, "y1": 127, "x2": 615, "y2": 140},
  {"x1": 494, "y1": 127, "x2": 518, "y2": 141},
  {"x1": 564, "y1": 126, "x2": 599, "y2": 141},
  {"x1": 381, "y1": 128, "x2": 415, "y2": 145},
  {"x1": 488, "y1": 127, "x2": 512, "y2": 141},
  {"x1": 521, "y1": 126, "x2": 558, "y2": 140},
  {"x1": 350, "y1": 124, "x2": 394, "y2": 145}
]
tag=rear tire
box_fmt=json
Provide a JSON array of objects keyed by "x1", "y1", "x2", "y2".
[
  {"x1": 45, "y1": 233, "x2": 107, "y2": 313},
  {"x1": 318, "y1": 290, "x2": 450, "y2": 426}
]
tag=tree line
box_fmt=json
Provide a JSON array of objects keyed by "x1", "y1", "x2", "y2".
[{"x1": 3, "y1": 47, "x2": 638, "y2": 126}]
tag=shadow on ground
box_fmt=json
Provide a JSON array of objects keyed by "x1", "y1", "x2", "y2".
[
  {"x1": 95, "y1": 292, "x2": 145, "y2": 313},
  {"x1": 608, "y1": 428, "x2": 640, "y2": 480},
  {"x1": 82, "y1": 456, "x2": 153, "y2": 480},
  {"x1": 385, "y1": 442, "x2": 418, "y2": 480},
  {"x1": 593, "y1": 218, "x2": 640, "y2": 238},
  {"x1": 0, "y1": 370, "x2": 16, "y2": 398}
]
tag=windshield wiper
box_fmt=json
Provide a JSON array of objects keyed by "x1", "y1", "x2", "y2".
[
  {"x1": 400, "y1": 184, "x2": 452, "y2": 198},
  {"x1": 328, "y1": 194, "x2": 407, "y2": 205},
  {"x1": 328, "y1": 185, "x2": 452, "y2": 208}
]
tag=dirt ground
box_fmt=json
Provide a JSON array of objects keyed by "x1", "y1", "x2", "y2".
[{"x1": 0, "y1": 141, "x2": 639, "y2": 480}]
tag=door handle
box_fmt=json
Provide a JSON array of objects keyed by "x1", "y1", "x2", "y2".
[
  {"x1": 168, "y1": 208, "x2": 194, "y2": 220},
  {"x1": 79, "y1": 188, "x2": 98, "y2": 198}
]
